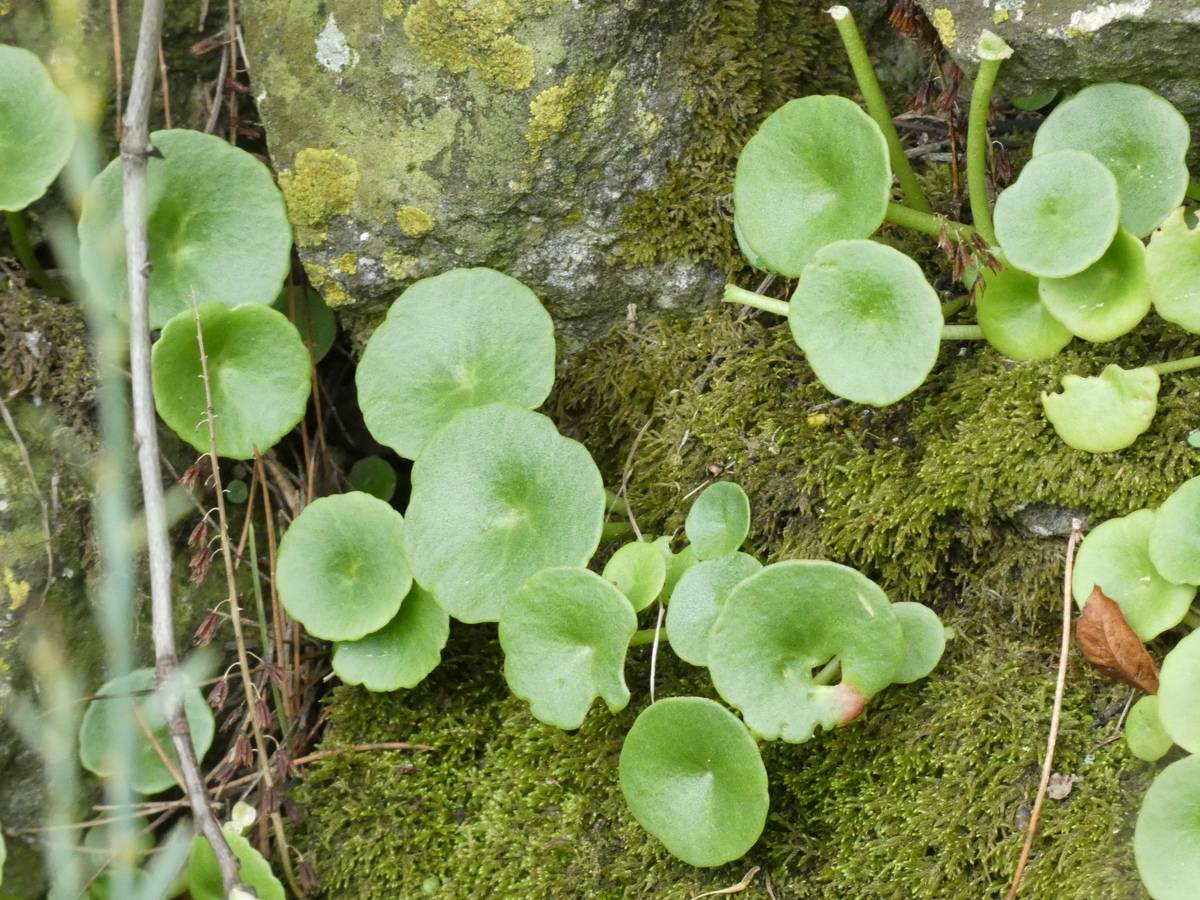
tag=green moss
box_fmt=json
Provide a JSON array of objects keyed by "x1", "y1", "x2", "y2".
[
  {"x1": 277, "y1": 148, "x2": 361, "y2": 248},
  {"x1": 403, "y1": 0, "x2": 536, "y2": 91},
  {"x1": 396, "y1": 205, "x2": 436, "y2": 237}
]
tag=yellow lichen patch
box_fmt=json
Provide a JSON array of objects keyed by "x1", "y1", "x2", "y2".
[
  {"x1": 993, "y1": 7, "x2": 1010, "y2": 24},
  {"x1": 277, "y1": 148, "x2": 360, "y2": 247},
  {"x1": 336, "y1": 252, "x2": 359, "y2": 275},
  {"x1": 323, "y1": 283, "x2": 351, "y2": 306},
  {"x1": 4, "y1": 566, "x2": 31, "y2": 611},
  {"x1": 383, "y1": 0, "x2": 405, "y2": 20},
  {"x1": 931, "y1": 8, "x2": 957, "y2": 46},
  {"x1": 396, "y1": 205, "x2": 435, "y2": 237},
  {"x1": 382, "y1": 251, "x2": 420, "y2": 279},
  {"x1": 403, "y1": 0, "x2": 536, "y2": 91},
  {"x1": 527, "y1": 76, "x2": 579, "y2": 156}
]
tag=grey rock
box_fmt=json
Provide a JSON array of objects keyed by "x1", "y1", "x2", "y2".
[{"x1": 1014, "y1": 502, "x2": 1089, "y2": 537}]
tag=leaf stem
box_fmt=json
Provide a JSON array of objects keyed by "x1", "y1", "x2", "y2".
[
  {"x1": 1182, "y1": 609, "x2": 1200, "y2": 630},
  {"x1": 4, "y1": 210, "x2": 70, "y2": 298},
  {"x1": 828, "y1": 5, "x2": 932, "y2": 214},
  {"x1": 942, "y1": 324, "x2": 985, "y2": 340},
  {"x1": 966, "y1": 33, "x2": 1012, "y2": 247},
  {"x1": 723, "y1": 284, "x2": 790, "y2": 317},
  {"x1": 885, "y1": 202, "x2": 976, "y2": 242},
  {"x1": 941, "y1": 297, "x2": 968, "y2": 319},
  {"x1": 602, "y1": 520, "x2": 634, "y2": 542},
  {"x1": 813, "y1": 657, "x2": 842, "y2": 686},
  {"x1": 1149, "y1": 354, "x2": 1200, "y2": 376},
  {"x1": 630, "y1": 627, "x2": 669, "y2": 647}
]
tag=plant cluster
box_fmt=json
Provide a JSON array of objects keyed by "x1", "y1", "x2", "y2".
[{"x1": 726, "y1": 12, "x2": 1200, "y2": 455}]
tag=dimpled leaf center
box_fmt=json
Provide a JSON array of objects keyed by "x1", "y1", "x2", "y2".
[{"x1": 1041, "y1": 364, "x2": 1159, "y2": 454}]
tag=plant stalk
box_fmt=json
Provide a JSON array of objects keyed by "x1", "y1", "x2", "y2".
[
  {"x1": 1149, "y1": 354, "x2": 1200, "y2": 376},
  {"x1": 813, "y1": 657, "x2": 842, "y2": 686},
  {"x1": 966, "y1": 43, "x2": 1009, "y2": 246},
  {"x1": 885, "y1": 202, "x2": 976, "y2": 242},
  {"x1": 630, "y1": 627, "x2": 669, "y2": 647},
  {"x1": 828, "y1": 5, "x2": 932, "y2": 214},
  {"x1": 942, "y1": 324, "x2": 985, "y2": 340},
  {"x1": 118, "y1": 0, "x2": 241, "y2": 890},
  {"x1": 602, "y1": 520, "x2": 634, "y2": 542},
  {"x1": 723, "y1": 284, "x2": 790, "y2": 317},
  {"x1": 4, "y1": 209, "x2": 69, "y2": 298}
]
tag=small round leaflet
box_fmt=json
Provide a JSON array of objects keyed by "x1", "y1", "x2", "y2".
[
  {"x1": 0, "y1": 44, "x2": 75, "y2": 211},
  {"x1": 1149, "y1": 475, "x2": 1200, "y2": 585},
  {"x1": 274, "y1": 285, "x2": 336, "y2": 362},
  {"x1": 277, "y1": 492, "x2": 411, "y2": 641},
  {"x1": 349, "y1": 455, "x2": 398, "y2": 502},
  {"x1": 789, "y1": 240, "x2": 942, "y2": 406},
  {"x1": 188, "y1": 825, "x2": 285, "y2": 900},
  {"x1": 1034, "y1": 83, "x2": 1190, "y2": 238},
  {"x1": 733, "y1": 95, "x2": 890, "y2": 277},
  {"x1": 665, "y1": 552, "x2": 761, "y2": 667},
  {"x1": 1042, "y1": 364, "x2": 1159, "y2": 454},
  {"x1": 684, "y1": 481, "x2": 751, "y2": 560},
  {"x1": 619, "y1": 697, "x2": 769, "y2": 867},
  {"x1": 1157, "y1": 629, "x2": 1200, "y2": 754},
  {"x1": 78, "y1": 668, "x2": 214, "y2": 795},
  {"x1": 405, "y1": 405, "x2": 604, "y2": 623},
  {"x1": 602, "y1": 540, "x2": 667, "y2": 611},
  {"x1": 1071, "y1": 509, "x2": 1195, "y2": 641},
  {"x1": 356, "y1": 268, "x2": 555, "y2": 460},
  {"x1": 78, "y1": 129, "x2": 292, "y2": 327},
  {"x1": 1038, "y1": 229, "x2": 1151, "y2": 342},
  {"x1": 708, "y1": 561, "x2": 904, "y2": 742},
  {"x1": 151, "y1": 304, "x2": 311, "y2": 460},
  {"x1": 891, "y1": 602, "x2": 946, "y2": 684},
  {"x1": 1146, "y1": 207, "x2": 1200, "y2": 334},
  {"x1": 1134, "y1": 755, "x2": 1200, "y2": 900},
  {"x1": 332, "y1": 585, "x2": 450, "y2": 692},
  {"x1": 975, "y1": 263, "x2": 1071, "y2": 361},
  {"x1": 1125, "y1": 696, "x2": 1172, "y2": 762},
  {"x1": 993, "y1": 150, "x2": 1119, "y2": 278},
  {"x1": 499, "y1": 567, "x2": 637, "y2": 729}
]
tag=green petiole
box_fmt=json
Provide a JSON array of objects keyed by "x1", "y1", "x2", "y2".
[
  {"x1": 4, "y1": 209, "x2": 70, "y2": 299},
  {"x1": 942, "y1": 324, "x2": 986, "y2": 340},
  {"x1": 723, "y1": 284, "x2": 790, "y2": 317},
  {"x1": 885, "y1": 202, "x2": 977, "y2": 243},
  {"x1": 630, "y1": 627, "x2": 668, "y2": 647},
  {"x1": 966, "y1": 32, "x2": 1014, "y2": 247},
  {"x1": 1149, "y1": 355, "x2": 1200, "y2": 376}
]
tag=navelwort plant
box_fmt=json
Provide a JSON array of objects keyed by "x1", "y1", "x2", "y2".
[
  {"x1": 724, "y1": 10, "x2": 1200, "y2": 454},
  {"x1": 1071, "y1": 475, "x2": 1200, "y2": 900}
]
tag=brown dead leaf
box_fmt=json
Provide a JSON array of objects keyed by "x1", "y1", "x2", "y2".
[{"x1": 1076, "y1": 586, "x2": 1159, "y2": 693}]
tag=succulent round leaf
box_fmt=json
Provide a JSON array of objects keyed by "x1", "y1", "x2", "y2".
[
  {"x1": 348, "y1": 455, "x2": 398, "y2": 502},
  {"x1": 788, "y1": 240, "x2": 942, "y2": 406},
  {"x1": 891, "y1": 602, "x2": 946, "y2": 684},
  {"x1": 1147, "y1": 207, "x2": 1200, "y2": 333},
  {"x1": 1033, "y1": 83, "x2": 1190, "y2": 238},
  {"x1": 499, "y1": 567, "x2": 637, "y2": 729},
  {"x1": 1134, "y1": 755, "x2": 1200, "y2": 900},
  {"x1": 732, "y1": 95, "x2": 890, "y2": 277},
  {"x1": 1041, "y1": 364, "x2": 1159, "y2": 454},
  {"x1": 602, "y1": 541, "x2": 667, "y2": 611},
  {"x1": 188, "y1": 824, "x2": 285, "y2": 900},
  {"x1": 356, "y1": 268, "x2": 555, "y2": 460},
  {"x1": 332, "y1": 585, "x2": 449, "y2": 691},
  {"x1": 0, "y1": 45, "x2": 75, "y2": 211},
  {"x1": 1125, "y1": 696, "x2": 1173, "y2": 763},
  {"x1": 277, "y1": 492, "x2": 411, "y2": 641},
  {"x1": 975, "y1": 262, "x2": 1072, "y2": 361},
  {"x1": 1071, "y1": 509, "x2": 1195, "y2": 641},
  {"x1": 1149, "y1": 476, "x2": 1200, "y2": 585},
  {"x1": 78, "y1": 129, "x2": 292, "y2": 327},
  {"x1": 274, "y1": 285, "x2": 336, "y2": 362},
  {"x1": 79, "y1": 668, "x2": 214, "y2": 795},
  {"x1": 405, "y1": 405, "x2": 604, "y2": 623},
  {"x1": 993, "y1": 150, "x2": 1119, "y2": 278},
  {"x1": 1038, "y1": 230, "x2": 1151, "y2": 342},
  {"x1": 684, "y1": 481, "x2": 751, "y2": 560},
  {"x1": 619, "y1": 697, "x2": 768, "y2": 867},
  {"x1": 151, "y1": 304, "x2": 311, "y2": 459},
  {"x1": 665, "y1": 552, "x2": 761, "y2": 667},
  {"x1": 707, "y1": 561, "x2": 904, "y2": 742},
  {"x1": 1158, "y1": 630, "x2": 1200, "y2": 754}
]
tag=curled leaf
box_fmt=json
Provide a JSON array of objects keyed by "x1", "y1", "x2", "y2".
[
  {"x1": 1041, "y1": 364, "x2": 1159, "y2": 454},
  {"x1": 1075, "y1": 586, "x2": 1159, "y2": 693}
]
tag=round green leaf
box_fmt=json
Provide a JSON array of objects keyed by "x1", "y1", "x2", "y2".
[
  {"x1": 1042, "y1": 364, "x2": 1159, "y2": 454},
  {"x1": 0, "y1": 45, "x2": 75, "y2": 211},
  {"x1": 349, "y1": 455, "x2": 398, "y2": 502},
  {"x1": 1038, "y1": 229, "x2": 1151, "y2": 342},
  {"x1": 499, "y1": 567, "x2": 636, "y2": 729},
  {"x1": 332, "y1": 585, "x2": 449, "y2": 691},
  {"x1": 733, "y1": 217, "x2": 772, "y2": 271},
  {"x1": 1071, "y1": 509, "x2": 1196, "y2": 641},
  {"x1": 1147, "y1": 207, "x2": 1200, "y2": 334},
  {"x1": 708, "y1": 561, "x2": 904, "y2": 742},
  {"x1": 602, "y1": 541, "x2": 667, "y2": 611},
  {"x1": 1134, "y1": 754, "x2": 1200, "y2": 900},
  {"x1": 356, "y1": 268, "x2": 555, "y2": 460},
  {"x1": 1033, "y1": 83, "x2": 1190, "y2": 238},
  {"x1": 78, "y1": 129, "x2": 292, "y2": 327},
  {"x1": 1159, "y1": 630, "x2": 1200, "y2": 754},
  {"x1": 1150, "y1": 476, "x2": 1200, "y2": 585},
  {"x1": 975, "y1": 262, "x2": 1072, "y2": 361},
  {"x1": 79, "y1": 668, "x2": 214, "y2": 795},
  {"x1": 277, "y1": 491, "x2": 411, "y2": 641},
  {"x1": 188, "y1": 824, "x2": 284, "y2": 900},
  {"x1": 274, "y1": 285, "x2": 336, "y2": 362},
  {"x1": 1126, "y1": 695, "x2": 1173, "y2": 763},
  {"x1": 994, "y1": 150, "x2": 1119, "y2": 278},
  {"x1": 1011, "y1": 88, "x2": 1057, "y2": 112},
  {"x1": 405, "y1": 404, "x2": 604, "y2": 623},
  {"x1": 732, "y1": 95, "x2": 890, "y2": 277},
  {"x1": 224, "y1": 479, "x2": 249, "y2": 504},
  {"x1": 684, "y1": 481, "x2": 751, "y2": 560},
  {"x1": 151, "y1": 304, "x2": 311, "y2": 460},
  {"x1": 788, "y1": 240, "x2": 942, "y2": 406},
  {"x1": 891, "y1": 601, "x2": 946, "y2": 684},
  {"x1": 653, "y1": 536, "x2": 699, "y2": 598},
  {"x1": 665, "y1": 552, "x2": 761, "y2": 667},
  {"x1": 619, "y1": 697, "x2": 768, "y2": 867}
]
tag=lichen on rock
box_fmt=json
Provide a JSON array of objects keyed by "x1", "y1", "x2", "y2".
[
  {"x1": 277, "y1": 148, "x2": 361, "y2": 248},
  {"x1": 403, "y1": 0, "x2": 537, "y2": 90}
]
